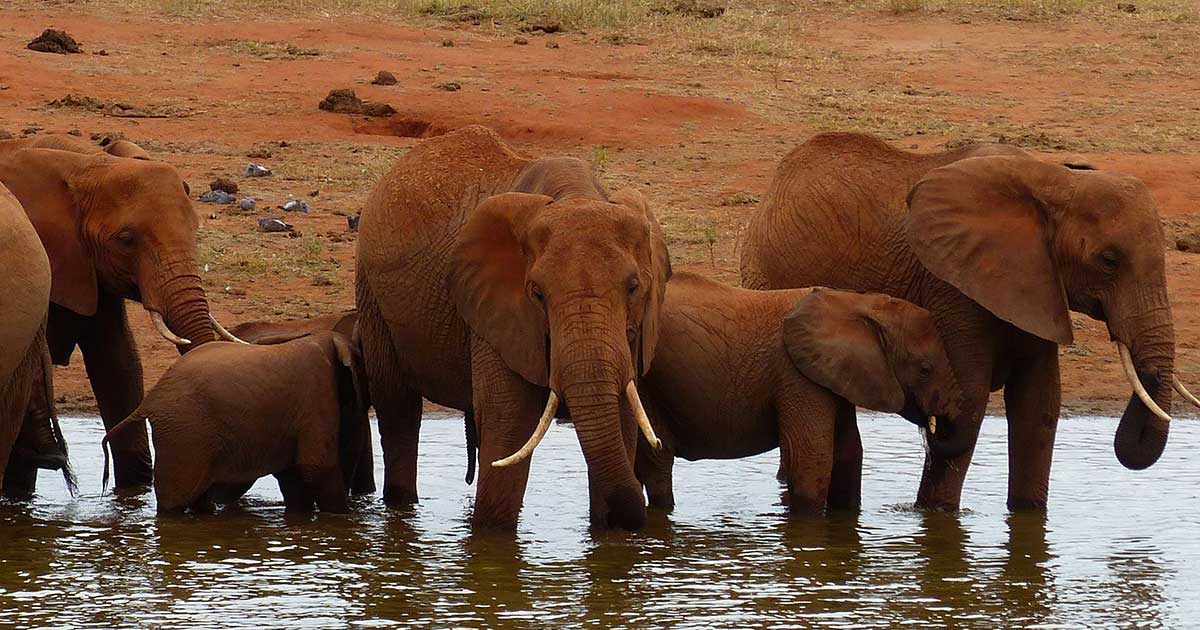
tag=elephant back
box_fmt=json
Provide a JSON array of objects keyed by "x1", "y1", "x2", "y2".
[
  {"x1": 0, "y1": 184, "x2": 50, "y2": 378},
  {"x1": 739, "y1": 132, "x2": 1023, "y2": 295},
  {"x1": 356, "y1": 126, "x2": 529, "y2": 407}
]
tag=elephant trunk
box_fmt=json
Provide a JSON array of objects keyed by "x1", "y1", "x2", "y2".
[
  {"x1": 142, "y1": 256, "x2": 217, "y2": 352},
  {"x1": 549, "y1": 296, "x2": 646, "y2": 530},
  {"x1": 1110, "y1": 285, "x2": 1175, "y2": 470}
]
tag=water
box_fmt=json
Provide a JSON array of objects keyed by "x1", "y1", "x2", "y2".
[{"x1": 1, "y1": 413, "x2": 1196, "y2": 628}]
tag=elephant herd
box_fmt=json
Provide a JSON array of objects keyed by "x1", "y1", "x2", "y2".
[{"x1": 0, "y1": 124, "x2": 1192, "y2": 531}]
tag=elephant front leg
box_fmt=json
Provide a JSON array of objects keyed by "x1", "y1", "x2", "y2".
[
  {"x1": 777, "y1": 387, "x2": 836, "y2": 515},
  {"x1": 827, "y1": 400, "x2": 862, "y2": 511},
  {"x1": 79, "y1": 295, "x2": 151, "y2": 488},
  {"x1": 916, "y1": 399, "x2": 984, "y2": 511},
  {"x1": 470, "y1": 336, "x2": 542, "y2": 530},
  {"x1": 1004, "y1": 344, "x2": 1060, "y2": 511}
]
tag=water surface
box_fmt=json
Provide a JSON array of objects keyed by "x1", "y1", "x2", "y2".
[{"x1": 1, "y1": 414, "x2": 1196, "y2": 628}]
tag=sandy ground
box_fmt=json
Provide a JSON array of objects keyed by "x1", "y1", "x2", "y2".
[{"x1": 1, "y1": 3, "x2": 1198, "y2": 417}]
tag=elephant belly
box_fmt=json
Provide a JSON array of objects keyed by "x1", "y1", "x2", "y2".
[{"x1": 672, "y1": 409, "x2": 780, "y2": 462}]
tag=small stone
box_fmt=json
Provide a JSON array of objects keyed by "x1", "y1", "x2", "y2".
[
  {"x1": 546, "y1": 41, "x2": 560, "y2": 49},
  {"x1": 243, "y1": 163, "x2": 272, "y2": 177},
  {"x1": 208, "y1": 212, "x2": 219, "y2": 220},
  {"x1": 371, "y1": 70, "x2": 398, "y2": 86},
  {"x1": 198, "y1": 190, "x2": 236, "y2": 204},
  {"x1": 281, "y1": 199, "x2": 310, "y2": 213},
  {"x1": 440, "y1": 39, "x2": 454, "y2": 47},
  {"x1": 67, "y1": 129, "x2": 81, "y2": 136},
  {"x1": 361, "y1": 101, "x2": 397, "y2": 117},
  {"x1": 288, "y1": 230, "x2": 302, "y2": 239},
  {"x1": 1117, "y1": 2, "x2": 1137, "y2": 12},
  {"x1": 308, "y1": 190, "x2": 320, "y2": 197},
  {"x1": 94, "y1": 49, "x2": 108, "y2": 56},
  {"x1": 258, "y1": 217, "x2": 294, "y2": 233},
  {"x1": 277, "y1": 140, "x2": 290, "y2": 148},
  {"x1": 513, "y1": 37, "x2": 529, "y2": 45},
  {"x1": 433, "y1": 81, "x2": 461, "y2": 92},
  {"x1": 210, "y1": 177, "x2": 239, "y2": 194}
]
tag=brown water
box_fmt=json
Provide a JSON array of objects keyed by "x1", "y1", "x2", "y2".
[{"x1": 0, "y1": 413, "x2": 1195, "y2": 628}]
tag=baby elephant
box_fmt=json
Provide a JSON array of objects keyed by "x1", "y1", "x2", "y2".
[
  {"x1": 635, "y1": 272, "x2": 963, "y2": 513},
  {"x1": 103, "y1": 332, "x2": 369, "y2": 514}
]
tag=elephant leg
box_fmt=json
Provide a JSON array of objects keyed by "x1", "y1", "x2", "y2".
[
  {"x1": 1004, "y1": 345, "x2": 1060, "y2": 511},
  {"x1": 297, "y1": 423, "x2": 350, "y2": 513},
  {"x1": 80, "y1": 295, "x2": 151, "y2": 488},
  {"x1": 827, "y1": 400, "x2": 862, "y2": 511},
  {"x1": 359, "y1": 293, "x2": 421, "y2": 506},
  {"x1": 471, "y1": 336, "x2": 542, "y2": 530},
  {"x1": 349, "y1": 418, "x2": 376, "y2": 496},
  {"x1": 777, "y1": 387, "x2": 836, "y2": 515},
  {"x1": 634, "y1": 434, "x2": 675, "y2": 510},
  {"x1": 915, "y1": 398, "x2": 985, "y2": 511},
  {"x1": 776, "y1": 451, "x2": 789, "y2": 483},
  {"x1": 0, "y1": 345, "x2": 38, "y2": 492},
  {"x1": 275, "y1": 468, "x2": 315, "y2": 513}
]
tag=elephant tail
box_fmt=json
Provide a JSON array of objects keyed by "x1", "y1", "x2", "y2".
[
  {"x1": 101, "y1": 415, "x2": 143, "y2": 494},
  {"x1": 464, "y1": 412, "x2": 476, "y2": 485}
]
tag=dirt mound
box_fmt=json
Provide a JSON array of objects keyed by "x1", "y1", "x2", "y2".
[
  {"x1": 27, "y1": 29, "x2": 81, "y2": 54},
  {"x1": 371, "y1": 71, "x2": 397, "y2": 86},
  {"x1": 318, "y1": 89, "x2": 395, "y2": 116}
]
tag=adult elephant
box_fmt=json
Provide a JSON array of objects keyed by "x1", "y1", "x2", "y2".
[
  {"x1": 0, "y1": 138, "x2": 242, "y2": 489},
  {"x1": 741, "y1": 132, "x2": 1196, "y2": 511},
  {"x1": 0, "y1": 182, "x2": 72, "y2": 494},
  {"x1": 356, "y1": 126, "x2": 670, "y2": 530}
]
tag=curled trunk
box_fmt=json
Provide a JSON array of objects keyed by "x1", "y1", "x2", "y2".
[{"x1": 1111, "y1": 286, "x2": 1175, "y2": 470}]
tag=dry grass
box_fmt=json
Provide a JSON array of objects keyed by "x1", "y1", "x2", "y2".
[{"x1": 878, "y1": 0, "x2": 1197, "y2": 21}]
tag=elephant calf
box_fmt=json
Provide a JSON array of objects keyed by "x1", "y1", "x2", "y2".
[
  {"x1": 102, "y1": 332, "x2": 369, "y2": 514},
  {"x1": 633, "y1": 273, "x2": 963, "y2": 513}
]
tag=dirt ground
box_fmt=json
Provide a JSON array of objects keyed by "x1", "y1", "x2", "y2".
[{"x1": 1, "y1": 1, "x2": 1198, "y2": 417}]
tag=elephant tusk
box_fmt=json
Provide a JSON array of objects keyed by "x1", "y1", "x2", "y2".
[
  {"x1": 626, "y1": 381, "x2": 662, "y2": 449},
  {"x1": 1116, "y1": 342, "x2": 1171, "y2": 423},
  {"x1": 492, "y1": 391, "x2": 558, "y2": 468},
  {"x1": 1172, "y1": 376, "x2": 1200, "y2": 411},
  {"x1": 928, "y1": 415, "x2": 937, "y2": 435},
  {"x1": 150, "y1": 311, "x2": 191, "y2": 346},
  {"x1": 210, "y1": 315, "x2": 250, "y2": 344}
]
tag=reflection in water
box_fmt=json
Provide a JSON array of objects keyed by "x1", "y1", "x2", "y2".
[{"x1": 0, "y1": 415, "x2": 1196, "y2": 627}]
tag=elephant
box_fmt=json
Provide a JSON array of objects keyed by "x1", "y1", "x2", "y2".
[
  {"x1": 228, "y1": 309, "x2": 375, "y2": 495},
  {"x1": 356, "y1": 126, "x2": 670, "y2": 530},
  {"x1": 0, "y1": 182, "x2": 73, "y2": 496},
  {"x1": 0, "y1": 135, "x2": 243, "y2": 490},
  {"x1": 230, "y1": 310, "x2": 358, "y2": 345},
  {"x1": 632, "y1": 273, "x2": 962, "y2": 512},
  {"x1": 102, "y1": 332, "x2": 369, "y2": 514},
  {"x1": 740, "y1": 131, "x2": 1196, "y2": 511}
]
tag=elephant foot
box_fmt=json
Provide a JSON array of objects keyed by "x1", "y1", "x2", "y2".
[
  {"x1": 647, "y1": 491, "x2": 675, "y2": 511},
  {"x1": 1007, "y1": 496, "x2": 1048, "y2": 512},
  {"x1": 382, "y1": 485, "x2": 419, "y2": 507}
]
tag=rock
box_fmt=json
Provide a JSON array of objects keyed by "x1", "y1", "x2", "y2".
[
  {"x1": 288, "y1": 230, "x2": 303, "y2": 239},
  {"x1": 280, "y1": 199, "x2": 310, "y2": 213},
  {"x1": 1117, "y1": 2, "x2": 1137, "y2": 12},
  {"x1": 258, "y1": 217, "x2": 294, "y2": 233},
  {"x1": 308, "y1": 190, "x2": 320, "y2": 197},
  {"x1": 0, "y1": 130, "x2": 15, "y2": 140},
  {"x1": 91, "y1": 131, "x2": 126, "y2": 144},
  {"x1": 318, "y1": 88, "x2": 393, "y2": 116},
  {"x1": 513, "y1": 37, "x2": 529, "y2": 45},
  {"x1": 371, "y1": 71, "x2": 398, "y2": 86},
  {"x1": 94, "y1": 49, "x2": 108, "y2": 56},
  {"x1": 67, "y1": 129, "x2": 81, "y2": 136},
  {"x1": 433, "y1": 81, "x2": 461, "y2": 92},
  {"x1": 198, "y1": 190, "x2": 237, "y2": 204},
  {"x1": 521, "y1": 22, "x2": 562, "y2": 34},
  {"x1": 247, "y1": 146, "x2": 272, "y2": 159},
  {"x1": 361, "y1": 101, "x2": 397, "y2": 117},
  {"x1": 546, "y1": 41, "x2": 560, "y2": 49},
  {"x1": 347, "y1": 214, "x2": 360, "y2": 231},
  {"x1": 243, "y1": 163, "x2": 272, "y2": 177},
  {"x1": 319, "y1": 88, "x2": 365, "y2": 113},
  {"x1": 440, "y1": 39, "x2": 455, "y2": 47},
  {"x1": 27, "y1": 29, "x2": 82, "y2": 54},
  {"x1": 210, "y1": 177, "x2": 239, "y2": 194},
  {"x1": 208, "y1": 212, "x2": 219, "y2": 220},
  {"x1": 239, "y1": 197, "x2": 257, "y2": 211},
  {"x1": 22, "y1": 125, "x2": 43, "y2": 136}
]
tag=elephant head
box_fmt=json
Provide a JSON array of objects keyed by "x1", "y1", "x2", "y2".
[
  {"x1": 0, "y1": 148, "x2": 238, "y2": 350},
  {"x1": 784, "y1": 288, "x2": 964, "y2": 435},
  {"x1": 906, "y1": 155, "x2": 1194, "y2": 469},
  {"x1": 449, "y1": 188, "x2": 670, "y2": 529}
]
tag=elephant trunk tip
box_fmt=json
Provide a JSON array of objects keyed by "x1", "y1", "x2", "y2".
[{"x1": 592, "y1": 484, "x2": 648, "y2": 531}]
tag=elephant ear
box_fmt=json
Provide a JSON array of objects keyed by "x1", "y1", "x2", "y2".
[
  {"x1": 906, "y1": 155, "x2": 1074, "y2": 345},
  {"x1": 610, "y1": 188, "x2": 671, "y2": 376},
  {"x1": 783, "y1": 289, "x2": 905, "y2": 412},
  {"x1": 448, "y1": 192, "x2": 553, "y2": 386},
  {"x1": 0, "y1": 149, "x2": 99, "y2": 316}
]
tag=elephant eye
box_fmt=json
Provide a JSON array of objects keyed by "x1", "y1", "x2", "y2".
[
  {"x1": 1099, "y1": 249, "x2": 1120, "y2": 272},
  {"x1": 114, "y1": 229, "x2": 136, "y2": 246},
  {"x1": 919, "y1": 361, "x2": 933, "y2": 378},
  {"x1": 626, "y1": 276, "x2": 640, "y2": 297}
]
